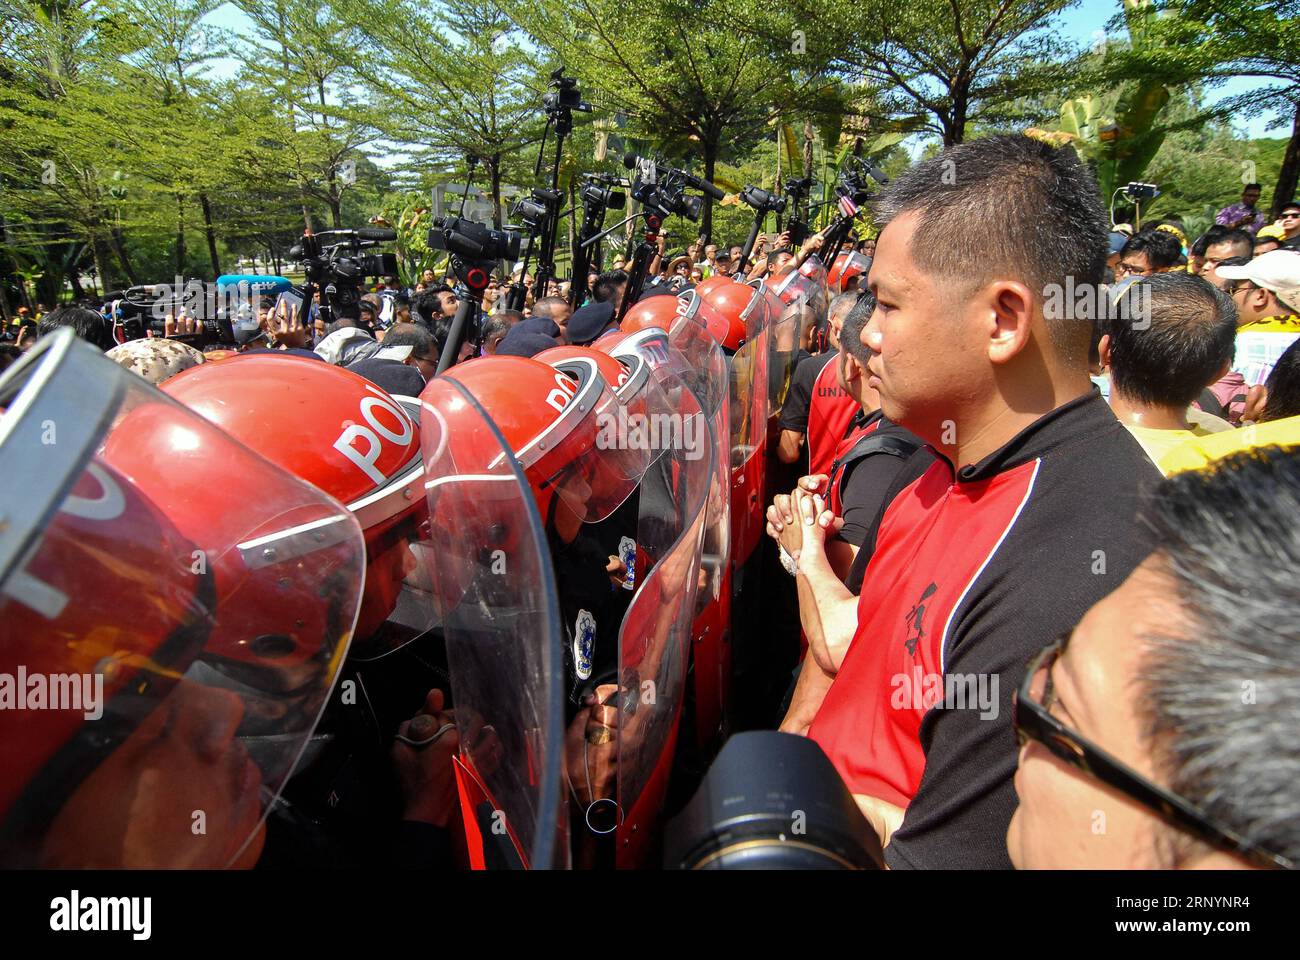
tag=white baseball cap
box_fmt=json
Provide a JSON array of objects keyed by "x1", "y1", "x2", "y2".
[{"x1": 1216, "y1": 249, "x2": 1300, "y2": 312}]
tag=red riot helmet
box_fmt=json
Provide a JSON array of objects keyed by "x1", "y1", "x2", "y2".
[
  {"x1": 535, "y1": 344, "x2": 673, "y2": 465},
  {"x1": 695, "y1": 278, "x2": 759, "y2": 352},
  {"x1": 163, "y1": 354, "x2": 426, "y2": 657},
  {"x1": 0, "y1": 331, "x2": 364, "y2": 867},
  {"x1": 828, "y1": 250, "x2": 871, "y2": 293},
  {"x1": 441, "y1": 355, "x2": 647, "y2": 525},
  {"x1": 693, "y1": 275, "x2": 733, "y2": 300}
]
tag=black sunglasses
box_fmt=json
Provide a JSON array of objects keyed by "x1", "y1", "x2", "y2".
[{"x1": 1013, "y1": 633, "x2": 1294, "y2": 870}]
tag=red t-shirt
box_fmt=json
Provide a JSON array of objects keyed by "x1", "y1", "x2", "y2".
[{"x1": 807, "y1": 355, "x2": 858, "y2": 477}]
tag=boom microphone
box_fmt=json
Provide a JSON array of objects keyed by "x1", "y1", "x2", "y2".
[{"x1": 356, "y1": 228, "x2": 398, "y2": 242}]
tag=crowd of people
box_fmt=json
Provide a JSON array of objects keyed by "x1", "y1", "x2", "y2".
[{"x1": 1, "y1": 133, "x2": 1298, "y2": 872}]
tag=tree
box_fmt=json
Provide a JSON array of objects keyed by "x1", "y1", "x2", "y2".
[
  {"x1": 1091, "y1": 0, "x2": 1300, "y2": 217},
  {"x1": 497, "y1": 0, "x2": 824, "y2": 242},
  {"x1": 734, "y1": 0, "x2": 1081, "y2": 146},
  {"x1": 336, "y1": 0, "x2": 544, "y2": 230},
  {"x1": 235, "y1": 0, "x2": 381, "y2": 230}
]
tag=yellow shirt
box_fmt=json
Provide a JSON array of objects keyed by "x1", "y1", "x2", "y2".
[
  {"x1": 1158, "y1": 416, "x2": 1300, "y2": 475},
  {"x1": 1125, "y1": 425, "x2": 1202, "y2": 474}
]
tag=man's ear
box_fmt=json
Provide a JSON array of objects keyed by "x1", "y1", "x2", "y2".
[
  {"x1": 1097, "y1": 333, "x2": 1113, "y2": 369},
  {"x1": 980, "y1": 280, "x2": 1035, "y2": 365}
]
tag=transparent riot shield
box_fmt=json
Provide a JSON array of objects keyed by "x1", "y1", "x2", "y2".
[
  {"x1": 418, "y1": 377, "x2": 567, "y2": 869},
  {"x1": 618, "y1": 386, "x2": 711, "y2": 867},
  {"x1": 0, "y1": 330, "x2": 366, "y2": 868},
  {"x1": 767, "y1": 263, "x2": 829, "y2": 417},
  {"x1": 728, "y1": 287, "x2": 771, "y2": 570}
]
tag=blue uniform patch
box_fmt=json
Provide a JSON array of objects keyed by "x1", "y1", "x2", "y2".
[{"x1": 574, "y1": 609, "x2": 596, "y2": 680}]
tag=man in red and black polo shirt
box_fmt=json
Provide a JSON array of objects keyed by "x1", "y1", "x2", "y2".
[
  {"x1": 780, "y1": 134, "x2": 1161, "y2": 868},
  {"x1": 777, "y1": 293, "x2": 862, "y2": 475}
]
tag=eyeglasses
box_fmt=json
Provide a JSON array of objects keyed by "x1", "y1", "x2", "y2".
[
  {"x1": 1013, "y1": 634, "x2": 1293, "y2": 870},
  {"x1": 1282, "y1": 212, "x2": 1300, "y2": 219},
  {"x1": 1113, "y1": 262, "x2": 1147, "y2": 278}
]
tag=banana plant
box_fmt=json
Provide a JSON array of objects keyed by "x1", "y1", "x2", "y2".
[{"x1": 1027, "y1": 0, "x2": 1174, "y2": 205}]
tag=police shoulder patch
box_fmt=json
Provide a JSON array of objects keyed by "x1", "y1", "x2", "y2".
[
  {"x1": 618, "y1": 536, "x2": 637, "y2": 591},
  {"x1": 574, "y1": 609, "x2": 596, "y2": 680}
]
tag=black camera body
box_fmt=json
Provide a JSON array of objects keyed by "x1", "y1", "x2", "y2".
[
  {"x1": 740, "y1": 185, "x2": 787, "y2": 215},
  {"x1": 631, "y1": 178, "x2": 702, "y2": 222},
  {"x1": 581, "y1": 174, "x2": 627, "y2": 212},
  {"x1": 291, "y1": 228, "x2": 398, "y2": 322},
  {"x1": 427, "y1": 216, "x2": 522, "y2": 264},
  {"x1": 511, "y1": 188, "x2": 563, "y2": 236},
  {"x1": 623, "y1": 154, "x2": 722, "y2": 224},
  {"x1": 543, "y1": 68, "x2": 592, "y2": 116}
]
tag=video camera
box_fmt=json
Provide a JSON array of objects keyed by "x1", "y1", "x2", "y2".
[
  {"x1": 543, "y1": 68, "x2": 592, "y2": 117},
  {"x1": 581, "y1": 173, "x2": 627, "y2": 213},
  {"x1": 739, "y1": 185, "x2": 787, "y2": 215},
  {"x1": 623, "y1": 154, "x2": 723, "y2": 223},
  {"x1": 290, "y1": 228, "x2": 398, "y2": 322},
  {"x1": 511, "y1": 188, "x2": 564, "y2": 236},
  {"x1": 427, "y1": 216, "x2": 522, "y2": 264}
]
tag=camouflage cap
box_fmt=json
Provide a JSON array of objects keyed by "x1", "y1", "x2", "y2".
[{"x1": 106, "y1": 337, "x2": 206, "y2": 385}]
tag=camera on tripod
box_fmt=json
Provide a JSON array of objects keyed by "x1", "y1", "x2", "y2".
[
  {"x1": 739, "y1": 185, "x2": 787, "y2": 215},
  {"x1": 581, "y1": 174, "x2": 627, "y2": 212},
  {"x1": 543, "y1": 68, "x2": 592, "y2": 115},
  {"x1": 511, "y1": 188, "x2": 563, "y2": 234},
  {"x1": 291, "y1": 228, "x2": 398, "y2": 321},
  {"x1": 427, "y1": 216, "x2": 522, "y2": 264},
  {"x1": 623, "y1": 154, "x2": 722, "y2": 223}
]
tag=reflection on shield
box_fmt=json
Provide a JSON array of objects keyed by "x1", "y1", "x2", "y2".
[{"x1": 419, "y1": 377, "x2": 568, "y2": 870}]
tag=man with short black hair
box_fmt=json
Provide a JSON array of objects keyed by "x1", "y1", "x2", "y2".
[
  {"x1": 1278, "y1": 200, "x2": 1300, "y2": 241},
  {"x1": 1199, "y1": 228, "x2": 1254, "y2": 286},
  {"x1": 591, "y1": 270, "x2": 628, "y2": 311},
  {"x1": 1010, "y1": 446, "x2": 1300, "y2": 870},
  {"x1": 429, "y1": 283, "x2": 458, "y2": 319},
  {"x1": 1116, "y1": 229, "x2": 1183, "y2": 278},
  {"x1": 1100, "y1": 274, "x2": 1237, "y2": 470},
  {"x1": 38, "y1": 305, "x2": 115, "y2": 351},
  {"x1": 481, "y1": 309, "x2": 523, "y2": 355},
  {"x1": 781, "y1": 134, "x2": 1160, "y2": 869}
]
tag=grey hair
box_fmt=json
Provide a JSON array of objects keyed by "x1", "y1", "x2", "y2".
[{"x1": 1137, "y1": 447, "x2": 1300, "y2": 866}]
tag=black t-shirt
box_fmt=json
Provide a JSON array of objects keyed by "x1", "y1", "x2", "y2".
[
  {"x1": 778, "y1": 352, "x2": 830, "y2": 434},
  {"x1": 833, "y1": 420, "x2": 935, "y2": 593}
]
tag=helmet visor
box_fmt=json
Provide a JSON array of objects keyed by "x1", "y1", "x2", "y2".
[{"x1": 0, "y1": 332, "x2": 364, "y2": 868}]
